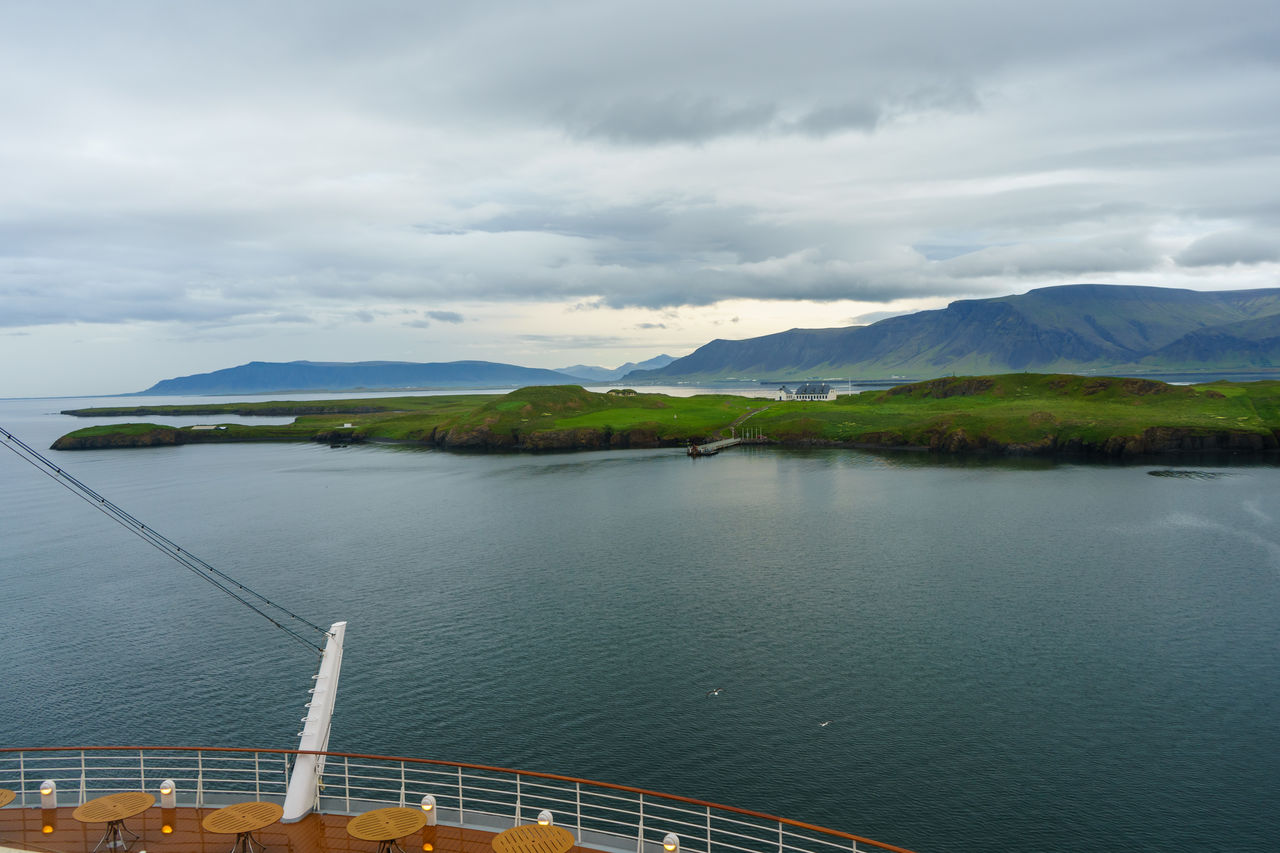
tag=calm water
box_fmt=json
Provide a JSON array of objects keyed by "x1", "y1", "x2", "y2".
[{"x1": 2, "y1": 394, "x2": 1278, "y2": 853}]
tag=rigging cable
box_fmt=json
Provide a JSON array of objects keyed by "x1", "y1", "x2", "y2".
[{"x1": 1, "y1": 425, "x2": 328, "y2": 656}]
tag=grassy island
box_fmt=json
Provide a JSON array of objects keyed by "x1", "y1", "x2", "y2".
[{"x1": 53, "y1": 374, "x2": 1280, "y2": 457}]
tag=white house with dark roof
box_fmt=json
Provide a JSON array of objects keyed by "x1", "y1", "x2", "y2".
[{"x1": 775, "y1": 382, "x2": 837, "y2": 401}]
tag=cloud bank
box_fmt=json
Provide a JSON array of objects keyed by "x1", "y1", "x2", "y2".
[{"x1": 1, "y1": 0, "x2": 1278, "y2": 393}]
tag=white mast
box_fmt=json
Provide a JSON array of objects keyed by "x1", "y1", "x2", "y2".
[{"x1": 283, "y1": 621, "x2": 346, "y2": 822}]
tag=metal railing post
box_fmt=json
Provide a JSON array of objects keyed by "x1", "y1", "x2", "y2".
[
  {"x1": 139, "y1": 750, "x2": 146, "y2": 796},
  {"x1": 515, "y1": 774, "x2": 522, "y2": 826},
  {"x1": 575, "y1": 782, "x2": 583, "y2": 840},
  {"x1": 457, "y1": 766, "x2": 465, "y2": 824},
  {"x1": 400, "y1": 761, "x2": 407, "y2": 807},
  {"x1": 636, "y1": 793, "x2": 645, "y2": 853},
  {"x1": 80, "y1": 750, "x2": 87, "y2": 803},
  {"x1": 344, "y1": 756, "x2": 351, "y2": 814},
  {"x1": 255, "y1": 752, "x2": 261, "y2": 799},
  {"x1": 196, "y1": 751, "x2": 205, "y2": 807}
]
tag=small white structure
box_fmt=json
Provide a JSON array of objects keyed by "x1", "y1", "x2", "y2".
[{"x1": 776, "y1": 382, "x2": 837, "y2": 401}]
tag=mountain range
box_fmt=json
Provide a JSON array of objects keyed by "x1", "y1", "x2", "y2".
[
  {"x1": 554, "y1": 354, "x2": 675, "y2": 381},
  {"x1": 138, "y1": 285, "x2": 1280, "y2": 394},
  {"x1": 626, "y1": 284, "x2": 1280, "y2": 383}
]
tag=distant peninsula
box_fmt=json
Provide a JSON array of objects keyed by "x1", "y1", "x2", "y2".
[
  {"x1": 54, "y1": 375, "x2": 1280, "y2": 458},
  {"x1": 139, "y1": 359, "x2": 596, "y2": 395}
]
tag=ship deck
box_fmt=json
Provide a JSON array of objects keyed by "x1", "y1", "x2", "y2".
[
  {"x1": 0, "y1": 747, "x2": 916, "y2": 853},
  {"x1": 1, "y1": 807, "x2": 540, "y2": 853}
]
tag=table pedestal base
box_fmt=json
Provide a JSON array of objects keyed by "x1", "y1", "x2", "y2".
[
  {"x1": 92, "y1": 820, "x2": 140, "y2": 853},
  {"x1": 227, "y1": 831, "x2": 268, "y2": 853}
]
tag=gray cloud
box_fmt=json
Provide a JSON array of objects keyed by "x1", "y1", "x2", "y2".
[
  {"x1": 560, "y1": 97, "x2": 778, "y2": 144},
  {"x1": 1175, "y1": 229, "x2": 1280, "y2": 267},
  {"x1": 519, "y1": 334, "x2": 628, "y2": 348},
  {"x1": 793, "y1": 102, "x2": 882, "y2": 137},
  {"x1": 940, "y1": 234, "x2": 1163, "y2": 279},
  {"x1": 2, "y1": 0, "x2": 1280, "y2": 394}
]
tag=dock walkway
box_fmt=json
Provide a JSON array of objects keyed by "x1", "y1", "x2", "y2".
[{"x1": 687, "y1": 437, "x2": 741, "y2": 456}]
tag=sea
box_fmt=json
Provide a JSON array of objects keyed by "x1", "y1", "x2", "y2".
[{"x1": 1, "y1": 388, "x2": 1278, "y2": 853}]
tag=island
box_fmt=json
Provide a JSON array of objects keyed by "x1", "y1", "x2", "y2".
[{"x1": 53, "y1": 375, "x2": 1280, "y2": 457}]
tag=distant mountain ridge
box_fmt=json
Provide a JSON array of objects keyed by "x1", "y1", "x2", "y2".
[
  {"x1": 140, "y1": 360, "x2": 595, "y2": 395},
  {"x1": 624, "y1": 284, "x2": 1280, "y2": 382},
  {"x1": 555, "y1": 354, "x2": 676, "y2": 381}
]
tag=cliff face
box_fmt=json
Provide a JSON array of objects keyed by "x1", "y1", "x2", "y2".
[
  {"x1": 52, "y1": 421, "x2": 1280, "y2": 457},
  {"x1": 848, "y1": 424, "x2": 1280, "y2": 456}
]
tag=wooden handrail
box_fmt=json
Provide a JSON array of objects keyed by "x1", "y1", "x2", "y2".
[{"x1": 0, "y1": 746, "x2": 919, "y2": 853}]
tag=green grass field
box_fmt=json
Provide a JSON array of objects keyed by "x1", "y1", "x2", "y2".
[
  {"x1": 753, "y1": 375, "x2": 1280, "y2": 450},
  {"x1": 53, "y1": 376, "x2": 1280, "y2": 455}
]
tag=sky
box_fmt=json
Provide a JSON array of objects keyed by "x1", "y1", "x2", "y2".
[{"x1": 2, "y1": 0, "x2": 1278, "y2": 397}]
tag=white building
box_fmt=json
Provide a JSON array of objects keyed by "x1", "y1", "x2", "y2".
[{"x1": 776, "y1": 382, "x2": 837, "y2": 401}]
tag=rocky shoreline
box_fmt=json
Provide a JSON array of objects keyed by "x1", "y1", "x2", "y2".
[{"x1": 51, "y1": 422, "x2": 1280, "y2": 457}]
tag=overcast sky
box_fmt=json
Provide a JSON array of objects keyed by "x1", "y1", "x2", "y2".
[{"x1": 2, "y1": 0, "x2": 1278, "y2": 396}]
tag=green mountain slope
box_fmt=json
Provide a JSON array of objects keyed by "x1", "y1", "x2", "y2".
[{"x1": 629, "y1": 284, "x2": 1280, "y2": 382}]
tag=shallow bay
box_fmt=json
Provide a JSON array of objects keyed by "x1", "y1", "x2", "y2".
[{"x1": 2, "y1": 393, "x2": 1278, "y2": 853}]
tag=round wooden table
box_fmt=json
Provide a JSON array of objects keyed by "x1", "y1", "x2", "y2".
[
  {"x1": 347, "y1": 806, "x2": 429, "y2": 853},
  {"x1": 491, "y1": 824, "x2": 575, "y2": 853},
  {"x1": 0, "y1": 788, "x2": 15, "y2": 808},
  {"x1": 72, "y1": 791, "x2": 155, "y2": 852},
  {"x1": 201, "y1": 801, "x2": 284, "y2": 853}
]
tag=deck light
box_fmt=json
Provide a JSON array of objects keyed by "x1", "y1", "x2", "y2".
[
  {"x1": 160, "y1": 779, "x2": 176, "y2": 809},
  {"x1": 162, "y1": 804, "x2": 177, "y2": 835},
  {"x1": 40, "y1": 780, "x2": 57, "y2": 809},
  {"x1": 536, "y1": 810, "x2": 553, "y2": 826},
  {"x1": 662, "y1": 833, "x2": 680, "y2": 853},
  {"x1": 420, "y1": 794, "x2": 437, "y2": 826}
]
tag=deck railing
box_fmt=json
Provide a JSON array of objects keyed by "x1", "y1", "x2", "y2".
[{"x1": 0, "y1": 748, "x2": 916, "y2": 853}]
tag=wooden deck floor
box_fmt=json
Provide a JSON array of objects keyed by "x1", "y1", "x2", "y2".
[{"x1": 0, "y1": 806, "x2": 538, "y2": 853}]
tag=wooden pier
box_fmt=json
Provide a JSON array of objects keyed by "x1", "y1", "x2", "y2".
[
  {"x1": 687, "y1": 437, "x2": 742, "y2": 457},
  {"x1": 688, "y1": 412, "x2": 770, "y2": 457}
]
